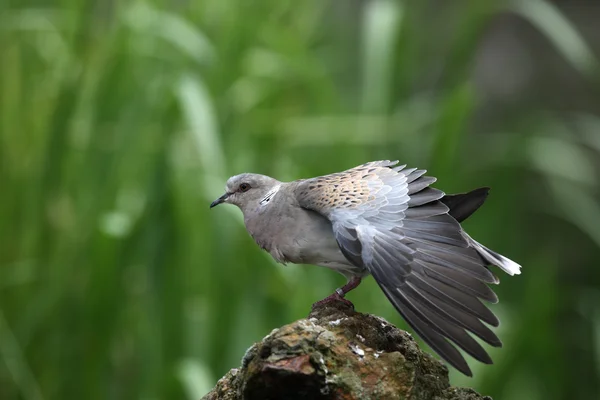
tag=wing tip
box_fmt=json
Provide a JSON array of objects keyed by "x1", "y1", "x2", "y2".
[{"x1": 450, "y1": 358, "x2": 473, "y2": 377}]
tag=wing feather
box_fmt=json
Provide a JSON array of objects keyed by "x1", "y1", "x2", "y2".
[
  {"x1": 294, "y1": 160, "x2": 520, "y2": 375},
  {"x1": 408, "y1": 271, "x2": 500, "y2": 328},
  {"x1": 407, "y1": 188, "x2": 445, "y2": 206},
  {"x1": 399, "y1": 285, "x2": 493, "y2": 364}
]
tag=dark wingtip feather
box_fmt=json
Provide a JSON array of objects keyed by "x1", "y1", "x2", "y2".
[{"x1": 441, "y1": 187, "x2": 491, "y2": 223}]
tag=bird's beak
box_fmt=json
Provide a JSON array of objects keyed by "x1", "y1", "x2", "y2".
[{"x1": 210, "y1": 193, "x2": 229, "y2": 208}]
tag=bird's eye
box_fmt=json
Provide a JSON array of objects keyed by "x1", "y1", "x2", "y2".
[{"x1": 239, "y1": 183, "x2": 251, "y2": 192}]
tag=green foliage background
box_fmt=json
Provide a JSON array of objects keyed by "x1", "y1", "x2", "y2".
[{"x1": 2, "y1": 0, "x2": 600, "y2": 399}]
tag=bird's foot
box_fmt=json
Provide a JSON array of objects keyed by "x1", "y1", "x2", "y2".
[
  {"x1": 311, "y1": 291, "x2": 354, "y2": 310},
  {"x1": 311, "y1": 278, "x2": 362, "y2": 310}
]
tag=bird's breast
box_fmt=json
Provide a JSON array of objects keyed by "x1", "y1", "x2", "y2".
[{"x1": 245, "y1": 205, "x2": 357, "y2": 271}]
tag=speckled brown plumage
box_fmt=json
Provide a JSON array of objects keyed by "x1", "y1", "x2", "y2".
[{"x1": 294, "y1": 160, "x2": 402, "y2": 214}]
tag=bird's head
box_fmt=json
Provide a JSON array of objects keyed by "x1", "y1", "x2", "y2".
[{"x1": 210, "y1": 173, "x2": 281, "y2": 213}]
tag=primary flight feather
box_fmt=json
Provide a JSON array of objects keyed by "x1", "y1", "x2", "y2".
[{"x1": 210, "y1": 160, "x2": 521, "y2": 376}]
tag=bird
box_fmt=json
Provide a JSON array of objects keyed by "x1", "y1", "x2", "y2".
[{"x1": 210, "y1": 160, "x2": 521, "y2": 376}]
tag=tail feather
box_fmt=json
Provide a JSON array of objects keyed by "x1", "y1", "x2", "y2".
[
  {"x1": 441, "y1": 187, "x2": 490, "y2": 223},
  {"x1": 443, "y1": 187, "x2": 521, "y2": 276},
  {"x1": 463, "y1": 232, "x2": 522, "y2": 276}
]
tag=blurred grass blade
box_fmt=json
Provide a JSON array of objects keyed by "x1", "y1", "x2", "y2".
[
  {"x1": 545, "y1": 177, "x2": 600, "y2": 248},
  {"x1": 0, "y1": 311, "x2": 44, "y2": 400},
  {"x1": 431, "y1": 83, "x2": 474, "y2": 175},
  {"x1": 528, "y1": 131, "x2": 600, "y2": 245},
  {"x1": 283, "y1": 115, "x2": 390, "y2": 146},
  {"x1": 513, "y1": 0, "x2": 597, "y2": 77},
  {"x1": 124, "y1": 2, "x2": 215, "y2": 64},
  {"x1": 177, "y1": 359, "x2": 215, "y2": 400},
  {"x1": 576, "y1": 114, "x2": 600, "y2": 153},
  {"x1": 527, "y1": 135, "x2": 596, "y2": 186},
  {"x1": 361, "y1": 0, "x2": 403, "y2": 113},
  {"x1": 176, "y1": 74, "x2": 225, "y2": 186}
]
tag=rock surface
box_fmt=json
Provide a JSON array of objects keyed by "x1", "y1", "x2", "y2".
[{"x1": 202, "y1": 300, "x2": 491, "y2": 400}]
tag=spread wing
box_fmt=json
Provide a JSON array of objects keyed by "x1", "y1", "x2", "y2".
[{"x1": 295, "y1": 160, "x2": 502, "y2": 376}]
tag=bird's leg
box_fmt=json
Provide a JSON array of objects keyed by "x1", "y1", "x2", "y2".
[
  {"x1": 311, "y1": 277, "x2": 362, "y2": 309},
  {"x1": 340, "y1": 276, "x2": 362, "y2": 294}
]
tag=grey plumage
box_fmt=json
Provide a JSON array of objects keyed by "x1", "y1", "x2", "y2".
[{"x1": 210, "y1": 160, "x2": 521, "y2": 376}]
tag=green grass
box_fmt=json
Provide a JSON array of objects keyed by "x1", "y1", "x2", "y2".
[{"x1": 1, "y1": 0, "x2": 600, "y2": 399}]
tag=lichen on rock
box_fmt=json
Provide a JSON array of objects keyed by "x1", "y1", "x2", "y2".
[{"x1": 202, "y1": 300, "x2": 491, "y2": 400}]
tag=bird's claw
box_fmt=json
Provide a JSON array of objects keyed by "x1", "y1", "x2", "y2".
[{"x1": 311, "y1": 291, "x2": 354, "y2": 309}]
